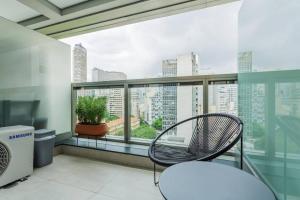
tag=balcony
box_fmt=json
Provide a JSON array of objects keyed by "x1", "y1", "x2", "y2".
[{"x1": 55, "y1": 74, "x2": 239, "y2": 171}]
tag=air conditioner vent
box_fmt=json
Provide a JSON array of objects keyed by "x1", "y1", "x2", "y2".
[{"x1": 0, "y1": 142, "x2": 10, "y2": 176}]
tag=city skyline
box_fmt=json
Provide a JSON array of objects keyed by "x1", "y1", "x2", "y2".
[
  {"x1": 62, "y1": 2, "x2": 241, "y2": 80},
  {"x1": 71, "y1": 38, "x2": 239, "y2": 141},
  {"x1": 87, "y1": 52, "x2": 238, "y2": 142}
]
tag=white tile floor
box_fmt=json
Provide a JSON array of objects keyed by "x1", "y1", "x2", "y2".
[{"x1": 0, "y1": 155, "x2": 163, "y2": 200}]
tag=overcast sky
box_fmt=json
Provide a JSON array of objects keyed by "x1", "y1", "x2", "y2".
[
  {"x1": 239, "y1": 0, "x2": 300, "y2": 71},
  {"x1": 61, "y1": 1, "x2": 241, "y2": 80}
]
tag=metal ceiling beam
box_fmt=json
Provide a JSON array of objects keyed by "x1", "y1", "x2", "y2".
[
  {"x1": 62, "y1": 0, "x2": 121, "y2": 15},
  {"x1": 19, "y1": 15, "x2": 49, "y2": 27},
  {"x1": 19, "y1": 0, "x2": 132, "y2": 26},
  {"x1": 17, "y1": 0, "x2": 61, "y2": 19},
  {"x1": 17, "y1": 0, "x2": 240, "y2": 39},
  {"x1": 36, "y1": 0, "x2": 239, "y2": 38}
]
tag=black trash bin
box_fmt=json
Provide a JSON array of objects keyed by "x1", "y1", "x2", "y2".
[{"x1": 34, "y1": 129, "x2": 56, "y2": 168}]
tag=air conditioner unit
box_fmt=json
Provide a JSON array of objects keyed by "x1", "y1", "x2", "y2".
[{"x1": 0, "y1": 126, "x2": 34, "y2": 187}]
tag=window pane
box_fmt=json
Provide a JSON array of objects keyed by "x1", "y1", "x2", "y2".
[
  {"x1": 130, "y1": 84, "x2": 203, "y2": 144},
  {"x1": 209, "y1": 84, "x2": 238, "y2": 115},
  {"x1": 76, "y1": 88, "x2": 124, "y2": 140}
]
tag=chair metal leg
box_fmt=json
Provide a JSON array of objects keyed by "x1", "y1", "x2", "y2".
[
  {"x1": 240, "y1": 136, "x2": 243, "y2": 169},
  {"x1": 104, "y1": 135, "x2": 107, "y2": 148},
  {"x1": 76, "y1": 135, "x2": 78, "y2": 146},
  {"x1": 96, "y1": 137, "x2": 98, "y2": 149},
  {"x1": 153, "y1": 163, "x2": 159, "y2": 186}
]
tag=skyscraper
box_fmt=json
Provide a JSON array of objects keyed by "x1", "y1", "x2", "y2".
[
  {"x1": 238, "y1": 52, "x2": 252, "y2": 73},
  {"x1": 92, "y1": 68, "x2": 126, "y2": 81},
  {"x1": 92, "y1": 68, "x2": 127, "y2": 117},
  {"x1": 162, "y1": 59, "x2": 177, "y2": 134},
  {"x1": 150, "y1": 87, "x2": 163, "y2": 124},
  {"x1": 73, "y1": 43, "x2": 87, "y2": 83},
  {"x1": 211, "y1": 84, "x2": 238, "y2": 115},
  {"x1": 162, "y1": 53, "x2": 200, "y2": 140},
  {"x1": 239, "y1": 52, "x2": 267, "y2": 139},
  {"x1": 238, "y1": 51, "x2": 253, "y2": 137}
]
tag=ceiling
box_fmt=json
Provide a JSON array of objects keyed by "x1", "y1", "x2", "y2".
[
  {"x1": 0, "y1": 0, "x2": 239, "y2": 39},
  {"x1": 47, "y1": 0, "x2": 89, "y2": 9}
]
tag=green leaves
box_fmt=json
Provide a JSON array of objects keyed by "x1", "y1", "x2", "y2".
[
  {"x1": 152, "y1": 117, "x2": 163, "y2": 130},
  {"x1": 132, "y1": 125, "x2": 157, "y2": 139},
  {"x1": 75, "y1": 96, "x2": 107, "y2": 125}
]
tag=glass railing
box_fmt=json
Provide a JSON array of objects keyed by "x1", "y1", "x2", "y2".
[
  {"x1": 71, "y1": 74, "x2": 237, "y2": 146},
  {"x1": 129, "y1": 83, "x2": 204, "y2": 144},
  {"x1": 238, "y1": 70, "x2": 300, "y2": 199}
]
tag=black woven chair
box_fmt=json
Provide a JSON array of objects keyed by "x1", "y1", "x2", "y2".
[{"x1": 148, "y1": 113, "x2": 243, "y2": 185}]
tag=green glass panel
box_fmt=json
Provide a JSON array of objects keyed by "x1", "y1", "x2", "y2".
[{"x1": 239, "y1": 0, "x2": 300, "y2": 199}]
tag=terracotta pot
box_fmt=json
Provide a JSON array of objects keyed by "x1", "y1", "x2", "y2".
[{"x1": 75, "y1": 123, "x2": 109, "y2": 137}]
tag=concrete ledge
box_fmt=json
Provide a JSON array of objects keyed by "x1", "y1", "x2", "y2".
[
  {"x1": 53, "y1": 145, "x2": 238, "y2": 173},
  {"x1": 53, "y1": 145, "x2": 63, "y2": 156},
  {"x1": 55, "y1": 145, "x2": 164, "y2": 171}
]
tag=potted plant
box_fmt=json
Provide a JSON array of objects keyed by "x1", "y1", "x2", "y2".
[{"x1": 75, "y1": 96, "x2": 109, "y2": 137}]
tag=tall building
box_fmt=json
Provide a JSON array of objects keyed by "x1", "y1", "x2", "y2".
[
  {"x1": 150, "y1": 87, "x2": 163, "y2": 124},
  {"x1": 73, "y1": 43, "x2": 87, "y2": 83},
  {"x1": 238, "y1": 52, "x2": 252, "y2": 73},
  {"x1": 162, "y1": 59, "x2": 177, "y2": 77},
  {"x1": 162, "y1": 59, "x2": 177, "y2": 134},
  {"x1": 251, "y1": 84, "x2": 265, "y2": 125},
  {"x1": 131, "y1": 86, "x2": 163, "y2": 125},
  {"x1": 131, "y1": 88, "x2": 141, "y2": 119},
  {"x1": 131, "y1": 87, "x2": 147, "y2": 122},
  {"x1": 210, "y1": 84, "x2": 238, "y2": 115},
  {"x1": 162, "y1": 53, "x2": 200, "y2": 140},
  {"x1": 92, "y1": 68, "x2": 126, "y2": 81},
  {"x1": 238, "y1": 51, "x2": 253, "y2": 137},
  {"x1": 239, "y1": 52, "x2": 267, "y2": 140},
  {"x1": 92, "y1": 68, "x2": 127, "y2": 117}
]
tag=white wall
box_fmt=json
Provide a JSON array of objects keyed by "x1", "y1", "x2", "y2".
[{"x1": 0, "y1": 17, "x2": 71, "y2": 134}]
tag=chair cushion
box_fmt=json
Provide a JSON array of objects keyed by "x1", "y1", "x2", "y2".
[{"x1": 153, "y1": 144, "x2": 198, "y2": 163}]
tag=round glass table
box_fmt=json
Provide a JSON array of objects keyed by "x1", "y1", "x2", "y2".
[{"x1": 159, "y1": 161, "x2": 276, "y2": 200}]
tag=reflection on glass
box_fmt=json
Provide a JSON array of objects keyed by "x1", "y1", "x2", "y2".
[{"x1": 239, "y1": 0, "x2": 300, "y2": 199}]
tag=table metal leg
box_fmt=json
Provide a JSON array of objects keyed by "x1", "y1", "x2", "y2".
[{"x1": 154, "y1": 163, "x2": 159, "y2": 186}]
